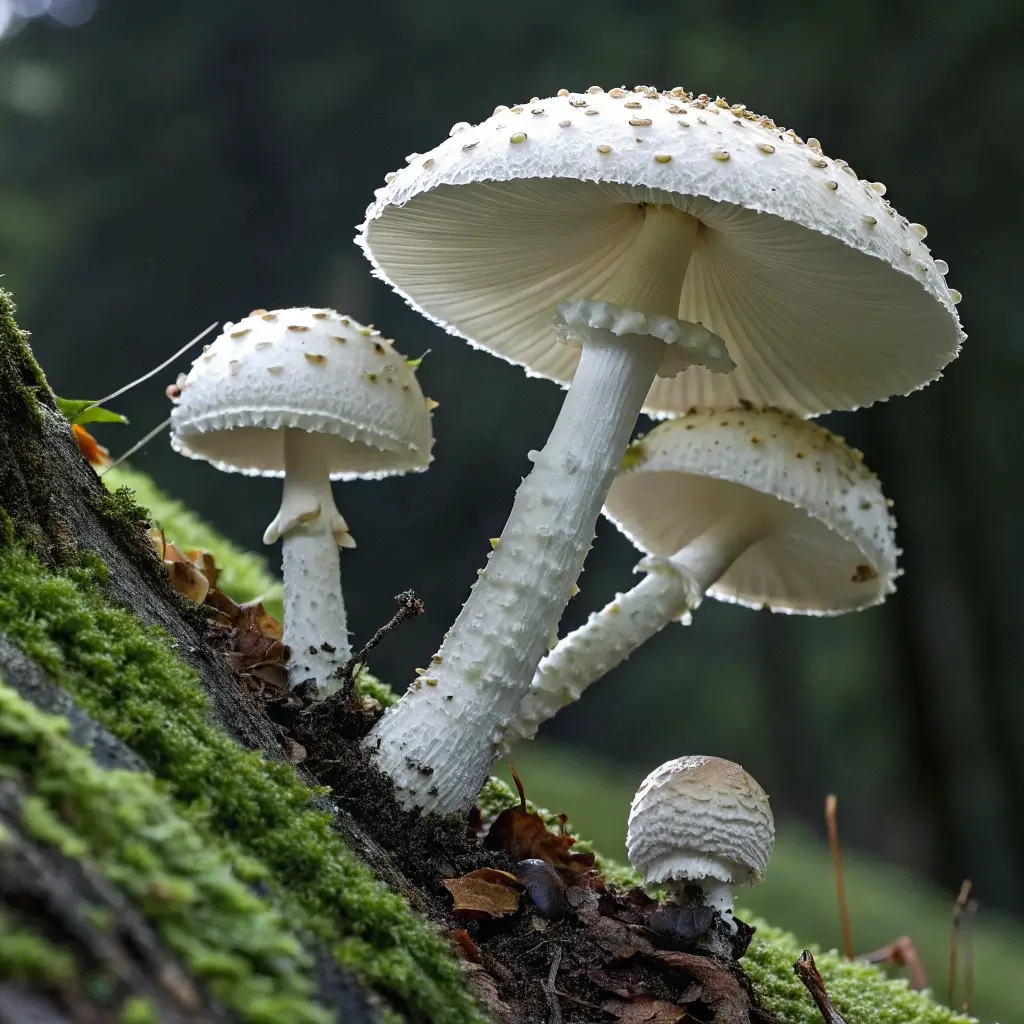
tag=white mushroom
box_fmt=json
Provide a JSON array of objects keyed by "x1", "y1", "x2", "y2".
[
  {"x1": 504, "y1": 407, "x2": 898, "y2": 744},
  {"x1": 357, "y1": 86, "x2": 960, "y2": 816},
  {"x1": 169, "y1": 307, "x2": 434, "y2": 693},
  {"x1": 627, "y1": 755, "x2": 775, "y2": 931}
]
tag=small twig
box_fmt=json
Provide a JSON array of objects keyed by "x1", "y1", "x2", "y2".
[
  {"x1": 543, "y1": 947, "x2": 563, "y2": 1024},
  {"x1": 553, "y1": 989, "x2": 615, "y2": 1016},
  {"x1": 825, "y1": 794, "x2": 854, "y2": 959},
  {"x1": 343, "y1": 590, "x2": 424, "y2": 688},
  {"x1": 100, "y1": 417, "x2": 172, "y2": 475},
  {"x1": 795, "y1": 951, "x2": 847, "y2": 1024},
  {"x1": 859, "y1": 935, "x2": 927, "y2": 990},
  {"x1": 77, "y1": 322, "x2": 218, "y2": 421},
  {"x1": 948, "y1": 878, "x2": 973, "y2": 1009}
]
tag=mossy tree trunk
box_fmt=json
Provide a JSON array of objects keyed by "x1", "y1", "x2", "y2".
[{"x1": 0, "y1": 293, "x2": 406, "y2": 1020}]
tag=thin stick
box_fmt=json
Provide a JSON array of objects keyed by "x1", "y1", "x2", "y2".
[
  {"x1": 948, "y1": 879, "x2": 972, "y2": 1008},
  {"x1": 795, "y1": 950, "x2": 847, "y2": 1024},
  {"x1": 100, "y1": 417, "x2": 172, "y2": 476},
  {"x1": 825, "y1": 794, "x2": 854, "y2": 960},
  {"x1": 543, "y1": 946, "x2": 563, "y2": 1024},
  {"x1": 343, "y1": 590, "x2": 424, "y2": 688},
  {"x1": 74, "y1": 322, "x2": 218, "y2": 421}
]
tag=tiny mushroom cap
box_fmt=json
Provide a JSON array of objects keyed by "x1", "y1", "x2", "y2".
[
  {"x1": 604, "y1": 408, "x2": 898, "y2": 613},
  {"x1": 627, "y1": 755, "x2": 775, "y2": 918},
  {"x1": 169, "y1": 307, "x2": 435, "y2": 694},
  {"x1": 170, "y1": 307, "x2": 434, "y2": 479},
  {"x1": 358, "y1": 86, "x2": 962, "y2": 418}
]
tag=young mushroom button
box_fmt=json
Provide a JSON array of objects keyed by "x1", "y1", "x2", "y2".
[
  {"x1": 504, "y1": 407, "x2": 898, "y2": 745},
  {"x1": 357, "y1": 85, "x2": 960, "y2": 817},
  {"x1": 169, "y1": 307, "x2": 435, "y2": 694},
  {"x1": 627, "y1": 756, "x2": 775, "y2": 933}
]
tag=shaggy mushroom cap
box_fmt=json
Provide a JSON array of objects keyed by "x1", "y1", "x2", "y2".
[
  {"x1": 171, "y1": 307, "x2": 434, "y2": 478},
  {"x1": 358, "y1": 85, "x2": 963, "y2": 417},
  {"x1": 627, "y1": 755, "x2": 775, "y2": 891},
  {"x1": 604, "y1": 408, "x2": 898, "y2": 613}
]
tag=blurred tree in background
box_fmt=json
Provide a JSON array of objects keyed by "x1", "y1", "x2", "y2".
[{"x1": 0, "y1": 0, "x2": 1021, "y2": 941}]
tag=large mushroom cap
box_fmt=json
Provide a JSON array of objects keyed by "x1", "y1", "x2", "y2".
[
  {"x1": 604, "y1": 408, "x2": 898, "y2": 614},
  {"x1": 358, "y1": 85, "x2": 962, "y2": 418},
  {"x1": 627, "y1": 756, "x2": 775, "y2": 889},
  {"x1": 170, "y1": 307, "x2": 435, "y2": 479}
]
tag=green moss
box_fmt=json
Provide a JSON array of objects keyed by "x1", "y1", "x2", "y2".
[
  {"x1": 0, "y1": 907, "x2": 77, "y2": 985},
  {"x1": 0, "y1": 287, "x2": 52, "y2": 426},
  {"x1": 87, "y1": 466, "x2": 971, "y2": 1022},
  {"x1": 743, "y1": 920, "x2": 974, "y2": 1023},
  {"x1": 103, "y1": 465, "x2": 284, "y2": 618},
  {"x1": 0, "y1": 544, "x2": 483, "y2": 1024},
  {"x1": 120, "y1": 996, "x2": 161, "y2": 1024},
  {"x1": 0, "y1": 680, "x2": 331, "y2": 1023}
]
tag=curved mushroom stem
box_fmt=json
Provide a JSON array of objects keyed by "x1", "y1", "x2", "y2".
[
  {"x1": 263, "y1": 428, "x2": 355, "y2": 693},
  {"x1": 501, "y1": 509, "x2": 769, "y2": 748},
  {"x1": 363, "y1": 205, "x2": 734, "y2": 815}
]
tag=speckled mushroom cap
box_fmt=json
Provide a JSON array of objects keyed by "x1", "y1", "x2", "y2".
[
  {"x1": 604, "y1": 408, "x2": 898, "y2": 613},
  {"x1": 170, "y1": 307, "x2": 434, "y2": 479},
  {"x1": 358, "y1": 85, "x2": 963, "y2": 418},
  {"x1": 627, "y1": 756, "x2": 775, "y2": 889}
]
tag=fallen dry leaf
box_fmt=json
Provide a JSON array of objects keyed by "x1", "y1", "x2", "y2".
[
  {"x1": 442, "y1": 868, "x2": 524, "y2": 919},
  {"x1": 484, "y1": 766, "x2": 596, "y2": 875},
  {"x1": 279, "y1": 735, "x2": 307, "y2": 764},
  {"x1": 166, "y1": 558, "x2": 210, "y2": 604},
  {"x1": 602, "y1": 998, "x2": 688, "y2": 1023},
  {"x1": 236, "y1": 600, "x2": 284, "y2": 641},
  {"x1": 185, "y1": 549, "x2": 219, "y2": 589}
]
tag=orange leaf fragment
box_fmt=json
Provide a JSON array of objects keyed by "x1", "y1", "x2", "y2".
[
  {"x1": 71, "y1": 424, "x2": 111, "y2": 468},
  {"x1": 442, "y1": 868, "x2": 524, "y2": 919}
]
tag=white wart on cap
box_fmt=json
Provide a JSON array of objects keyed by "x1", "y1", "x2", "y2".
[
  {"x1": 170, "y1": 307, "x2": 435, "y2": 694},
  {"x1": 627, "y1": 755, "x2": 775, "y2": 925},
  {"x1": 606, "y1": 408, "x2": 898, "y2": 613},
  {"x1": 171, "y1": 307, "x2": 433, "y2": 479},
  {"x1": 359, "y1": 85, "x2": 962, "y2": 418}
]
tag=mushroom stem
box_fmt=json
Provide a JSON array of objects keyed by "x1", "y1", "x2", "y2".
[
  {"x1": 665, "y1": 879, "x2": 738, "y2": 933},
  {"x1": 502, "y1": 509, "x2": 768, "y2": 747},
  {"x1": 365, "y1": 329, "x2": 669, "y2": 812},
  {"x1": 263, "y1": 428, "x2": 353, "y2": 692}
]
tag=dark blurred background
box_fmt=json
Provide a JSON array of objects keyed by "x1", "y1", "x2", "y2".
[{"x1": 1, "y1": 0, "x2": 1022, "y2": 1011}]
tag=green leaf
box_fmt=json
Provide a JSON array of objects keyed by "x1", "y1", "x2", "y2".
[{"x1": 55, "y1": 398, "x2": 129, "y2": 426}]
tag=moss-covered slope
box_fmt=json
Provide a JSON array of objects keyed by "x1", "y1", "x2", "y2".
[
  {"x1": 0, "y1": 541, "x2": 483, "y2": 1024},
  {"x1": 101, "y1": 465, "x2": 979, "y2": 1024}
]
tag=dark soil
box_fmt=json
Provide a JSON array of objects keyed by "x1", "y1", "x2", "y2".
[{"x1": 252, "y1": 671, "x2": 779, "y2": 1024}]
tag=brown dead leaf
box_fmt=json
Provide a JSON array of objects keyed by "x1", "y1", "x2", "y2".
[
  {"x1": 442, "y1": 868, "x2": 524, "y2": 919},
  {"x1": 602, "y1": 998, "x2": 688, "y2": 1023},
  {"x1": 448, "y1": 929, "x2": 481, "y2": 963},
  {"x1": 279, "y1": 735, "x2": 307, "y2": 764},
  {"x1": 185, "y1": 549, "x2": 219, "y2": 589},
  {"x1": 166, "y1": 559, "x2": 210, "y2": 604},
  {"x1": 204, "y1": 587, "x2": 242, "y2": 621},
  {"x1": 484, "y1": 765, "x2": 596, "y2": 875},
  {"x1": 237, "y1": 600, "x2": 284, "y2": 641},
  {"x1": 640, "y1": 950, "x2": 751, "y2": 1021}
]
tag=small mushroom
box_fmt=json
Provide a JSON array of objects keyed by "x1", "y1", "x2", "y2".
[
  {"x1": 359, "y1": 86, "x2": 958, "y2": 816},
  {"x1": 169, "y1": 307, "x2": 434, "y2": 694},
  {"x1": 504, "y1": 407, "x2": 897, "y2": 745},
  {"x1": 627, "y1": 756, "x2": 774, "y2": 933}
]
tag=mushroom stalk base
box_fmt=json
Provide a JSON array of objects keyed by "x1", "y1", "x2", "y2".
[
  {"x1": 364, "y1": 332, "x2": 668, "y2": 814},
  {"x1": 265, "y1": 429, "x2": 352, "y2": 693},
  {"x1": 503, "y1": 510, "x2": 767, "y2": 746}
]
